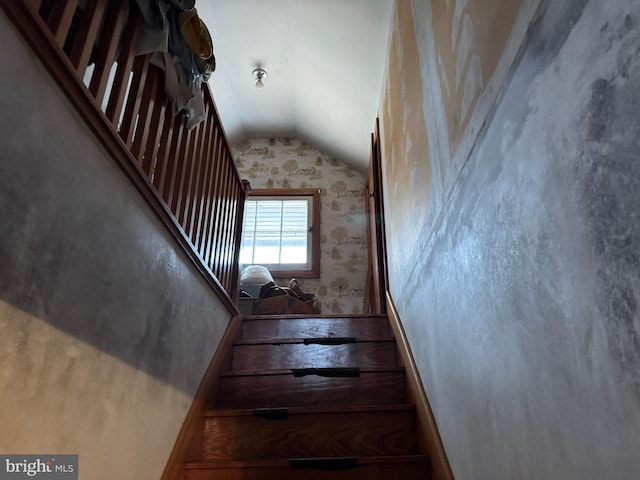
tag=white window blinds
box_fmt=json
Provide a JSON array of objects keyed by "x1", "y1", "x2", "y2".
[{"x1": 240, "y1": 197, "x2": 311, "y2": 267}]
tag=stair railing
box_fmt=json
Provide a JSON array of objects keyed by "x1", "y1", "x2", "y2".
[{"x1": 1, "y1": 0, "x2": 247, "y2": 309}]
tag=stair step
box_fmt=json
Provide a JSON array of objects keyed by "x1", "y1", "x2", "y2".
[
  {"x1": 184, "y1": 455, "x2": 431, "y2": 479},
  {"x1": 215, "y1": 367, "x2": 407, "y2": 408},
  {"x1": 242, "y1": 315, "x2": 393, "y2": 341},
  {"x1": 202, "y1": 405, "x2": 418, "y2": 461},
  {"x1": 231, "y1": 340, "x2": 398, "y2": 370}
]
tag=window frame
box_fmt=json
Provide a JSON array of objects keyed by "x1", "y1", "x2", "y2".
[{"x1": 241, "y1": 188, "x2": 321, "y2": 278}]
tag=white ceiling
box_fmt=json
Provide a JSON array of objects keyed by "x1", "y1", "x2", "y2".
[{"x1": 196, "y1": 0, "x2": 393, "y2": 171}]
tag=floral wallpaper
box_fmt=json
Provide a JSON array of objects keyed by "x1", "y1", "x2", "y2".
[{"x1": 233, "y1": 138, "x2": 368, "y2": 314}]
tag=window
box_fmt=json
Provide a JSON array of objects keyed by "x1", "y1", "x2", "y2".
[{"x1": 240, "y1": 188, "x2": 320, "y2": 278}]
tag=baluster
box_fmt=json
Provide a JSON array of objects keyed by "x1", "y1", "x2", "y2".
[
  {"x1": 187, "y1": 112, "x2": 212, "y2": 241},
  {"x1": 119, "y1": 54, "x2": 150, "y2": 146},
  {"x1": 200, "y1": 128, "x2": 221, "y2": 262},
  {"x1": 89, "y1": 0, "x2": 129, "y2": 106},
  {"x1": 218, "y1": 162, "x2": 232, "y2": 286},
  {"x1": 44, "y1": 0, "x2": 78, "y2": 48},
  {"x1": 105, "y1": 11, "x2": 140, "y2": 127},
  {"x1": 69, "y1": 0, "x2": 107, "y2": 77},
  {"x1": 140, "y1": 85, "x2": 167, "y2": 179},
  {"x1": 175, "y1": 126, "x2": 199, "y2": 228},
  {"x1": 179, "y1": 121, "x2": 204, "y2": 230},
  {"x1": 131, "y1": 65, "x2": 161, "y2": 162},
  {"x1": 221, "y1": 163, "x2": 237, "y2": 288},
  {"x1": 26, "y1": 0, "x2": 43, "y2": 14},
  {"x1": 153, "y1": 110, "x2": 177, "y2": 195},
  {"x1": 205, "y1": 135, "x2": 225, "y2": 269},
  {"x1": 170, "y1": 124, "x2": 192, "y2": 212},
  {"x1": 194, "y1": 117, "x2": 217, "y2": 253},
  {"x1": 165, "y1": 116, "x2": 188, "y2": 209},
  {"x1": 212, "y1": 152, "x2": 232, "y2": 277}
]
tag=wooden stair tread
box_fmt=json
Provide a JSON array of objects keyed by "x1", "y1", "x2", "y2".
[
  {"x1": 186, "y1": 454, "x2": 430, "y2": 468},
  {"x1": 242, "y1": 316, "x2": 393, "y2": 341},
  {"x1": 215, "y1": 367, "x2": 407, "y2": 408},
  {"x1": 220, "y1": 366, "x2": 404, "y2": 376},
  {"x1": 184, "y1": 456, "x2": 431, "y2": 480},
  {"x1": 202, "y1": 408, "x2": 419, "y2": 460},
  {"x1": 204, "y1": 404, "x2": 415, "y2": 417},
  {"x1": 231, "y1": 341, "x2": 398, "y2": 370},
  {"x1": 233, "y1": 337, "x2": 396, "y2": 345},
  {"x1": 243, "y1": 314, "x2": 389, "y2": 320}
]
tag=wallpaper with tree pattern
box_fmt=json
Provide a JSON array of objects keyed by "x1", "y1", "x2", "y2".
[{"x1": 233, "y1": 138, "x2": 368, "y2": 314}]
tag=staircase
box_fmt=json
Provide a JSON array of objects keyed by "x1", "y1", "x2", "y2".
[{"x1": 182, "y1": 314, "x2": 432, "y2": 479}]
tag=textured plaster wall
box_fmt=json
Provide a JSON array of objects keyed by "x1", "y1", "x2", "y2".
[
  {"x1": 0, "y1": 14, "x2": 231, "y2": 479},
  {"x1": 379, "y1": 0, "x2": 640, "y2": 478},
  {"x1": 233, "y1": 138, "x2": 368, "y2": 314}
]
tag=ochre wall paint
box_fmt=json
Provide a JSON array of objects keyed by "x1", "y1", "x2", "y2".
[
  {"x1": 378, "y1": 0, "x2": 533, "y2": 286},
  {"x1": 431, "y1": 0, "x2": 522, "y2": 152},
  {"x1": 381, "y1": 0, "x2": 431, "y2": 270}
]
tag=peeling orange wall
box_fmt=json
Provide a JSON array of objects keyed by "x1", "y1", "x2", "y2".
[
  {"x1": 381, "y1": 0, "x2": 431, "y2": 257},
  {"x1": 432, "y1": 0, "x2": 522, "y2": 152},
  {"x1": 379, "y1": 0, "x2": 524, "y2": 266}
]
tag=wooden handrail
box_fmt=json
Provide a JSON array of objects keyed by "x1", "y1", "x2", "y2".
[{"x1": 2, "y1": 0, "x2": 247, "y2": 309}]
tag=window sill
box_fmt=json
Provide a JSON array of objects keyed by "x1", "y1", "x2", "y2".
[{"x1": 270, "y1": 269, "x2": 320, "y2": 279}]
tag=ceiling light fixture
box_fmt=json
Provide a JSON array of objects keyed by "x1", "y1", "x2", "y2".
[{"x1": 252, "y1": 68, "x2": 268, "y2": 89}]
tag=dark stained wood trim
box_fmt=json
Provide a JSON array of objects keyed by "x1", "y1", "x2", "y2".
[
  {"x1": 386, "y1": 292, "x2": 454, "y2": 480},
  {"x1": 160, "y1": 314, "x2": 243, "y2": 480},
  {"x1": 365, "y1": 117, "x2": 389, "y2": 313},
  {"x1": 373, "y1": 118, "x2": 389, "y2": 294},
  {"x1": 0, "y1": 0, "x2": 240, "y2": 315},
  {"x1": 365, "y1": 135, "x2": 381, "y2": 313}
]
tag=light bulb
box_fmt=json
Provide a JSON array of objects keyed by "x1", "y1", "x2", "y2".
[{"x1": 252, "y1": 68, "x2": 267, "y2": 89}]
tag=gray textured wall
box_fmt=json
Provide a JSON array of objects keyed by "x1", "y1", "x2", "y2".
[
  {"x1": 0, "y1": 14, "x2": 231, "y2": 479},
  {"x1": 386, "y1": 0, "x2": 640, "y2": 478}
]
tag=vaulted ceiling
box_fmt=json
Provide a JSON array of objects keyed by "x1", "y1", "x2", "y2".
[{"x1": 196, "y1": 0, "x2": 393, "y2": 171}]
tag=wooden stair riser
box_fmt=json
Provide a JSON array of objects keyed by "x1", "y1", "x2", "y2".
[
  {"x1": 242, "y1": 316, "x2": 393, "y2": 341},
  {"x1": 202, "y1": 410, "x2": 418, "y2": 460},
  {"x1": 231, "y1": 341, "x2": 398, "y2": 370},
  {"x1": 215, "y1": 370, "x2": 407, "y2": 408},
  {"x1": 184, "y1": 456, "x2": 431, "y2": 480}
]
